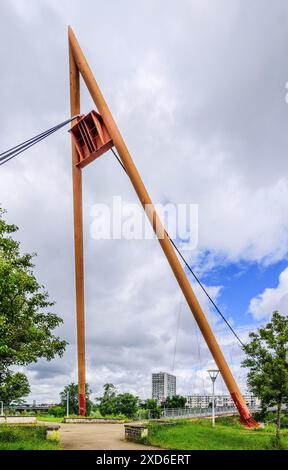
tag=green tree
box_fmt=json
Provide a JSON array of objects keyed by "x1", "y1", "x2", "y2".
[
  {"x1": 60, "y1": 382, "x2": 93, "y2": 415},
  {"x1": 99, "y1": 397, "x2": 116, "y2": 416},
  {"x1": 242, "y1": 311, "x2": 288, "y2": 440},
  {"x1": 103, "y1": 383, "x2": 117, "y2": 398},
  {"x1": 98, "y1": 385, "x2": 139, "y2": 418},
  {"x1": 0, "y1": 372, "x2": 30, "y2": 405},
  {"x1": 49, "y1": 405, "x2": 66, "y2": 417},
  {"x1": 114, "y1": 393, "x2": 139, "y2": 418},
  {"x1": 143, "y1": 399, "x2": 161, "y2": 419},
  {"x1": 165, "y1": 395, "x2": 187, "y2": 409},
  {"x1": 0, "y1": 208, "x2": 67, "y2": 404},
  {"x1": 98, "y1": 383, "x2": 117, "y2": 416}
]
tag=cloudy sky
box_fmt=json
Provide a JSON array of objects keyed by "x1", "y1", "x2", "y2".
[{"x1": 1, "y1": 0, "x2": 288, "y2": 403}]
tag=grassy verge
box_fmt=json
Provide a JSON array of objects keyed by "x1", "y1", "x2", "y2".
[
  {"x1": 145, "y1": 416, "x2": 288, "y2": 450},
  {"x1": 37, "y1": 413, "x2": 130, "y2": 422},
  {"x1": 36, "y1": 414, "x2": 131, "y2": 422},
  {"x1": 37, "y1": 415, "x2": 63, "y2": 423},
  {"x1": 0, "y1": 425, "x2": 61, "y2": 450}
]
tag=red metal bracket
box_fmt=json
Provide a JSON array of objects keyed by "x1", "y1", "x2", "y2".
[
  {"x1": 69, "y1": 110, "x2": 113, "y2": 168},
  {"x1": 231, "y1": 392, "x2": 259, "y2": 428}
]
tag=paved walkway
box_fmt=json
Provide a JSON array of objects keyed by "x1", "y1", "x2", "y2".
[{"x1": 55, "y1": 422, "x2": 159, "y2": 450}]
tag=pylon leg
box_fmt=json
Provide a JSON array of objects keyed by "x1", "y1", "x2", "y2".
[{"x1": 69, "y1": 37, "x2": 86, "y2": 416}]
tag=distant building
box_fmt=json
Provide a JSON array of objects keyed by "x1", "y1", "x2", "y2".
[
  {"x1": 185, "y1": 394, "x2": 260, "y2": 409},
  {"x1": 10, "y1": 403, "x2": 57, "y2": 412},
  {"x1": 152, "y1": 372, "x2": 176, "y2": 402}
]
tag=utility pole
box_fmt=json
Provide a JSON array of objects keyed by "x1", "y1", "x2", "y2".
[
  {"x1": 66, "y1": 390, "x2": 69, "y2": 418},
  {"x1": 208, "y1": 369, "x2": 219, "y2": 428}
]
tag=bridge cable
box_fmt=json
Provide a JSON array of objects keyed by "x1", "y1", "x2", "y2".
[
  {"x1": 172, "y1": 298, "x2": 183, "y2": 373},
  {"x1": 111, "y1": 147, "x2": 245, "y2": 348},
  {"x1": 0, "y1": 123, "x2": 245, "y2": 348},
  {"x1": 0, "y1": 116, "x2": 80, "y2": 167}
]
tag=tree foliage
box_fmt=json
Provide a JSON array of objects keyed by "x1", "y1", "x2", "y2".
[
  {"x1": 98, "y1": 383, "x2": 117, "y2": 416},
  {"x1": 165, "y1": 395, "x2": 187, "y2": 409},
  {"x1": 0, "y1": 372, "x2": 30, "y2": 405},
  {"x1": 103, "y1": 383, "x2": 117, "y2": 398},
  {"x1": 242, "y1": 311, "x2": 288, "y2": 438},
  {"x1": 114, "y1": 393, "x2": 139, "y2": 418},
  {"x1": 142, "y1": 398, "x2": 161, "y2": 418},
  {"x1": 98, "y1": 384, "x2": 139, "y2": 418},
  {"x1": 0, "y1": 208, "x2": 67, "y2": 403},
  {"x1": 60, "y1": 382, "x2": 92, "y2": 416},
  {"x1": 48, "y1": 405, "x2": 66, "y2": 417}
]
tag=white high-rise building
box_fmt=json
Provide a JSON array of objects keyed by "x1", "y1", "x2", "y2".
[
  {"x1": 185, "y1": 394, "x2": 260, "y2": 409},
  {"x1": 152, "y1": 372, "x2": 176, "y2": 402}
]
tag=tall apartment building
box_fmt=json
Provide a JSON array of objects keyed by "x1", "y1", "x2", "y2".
[{"x1": 152, "y1": 372, "x2": 176, "y2": 402}]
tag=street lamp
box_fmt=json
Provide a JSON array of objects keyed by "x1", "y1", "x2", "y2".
[
  {"x1": 66, "y1": 390, "x2": 69, "y2": 418},
  {"x1": 207, "y1": 369, "x2": 219, "y2": 428}
]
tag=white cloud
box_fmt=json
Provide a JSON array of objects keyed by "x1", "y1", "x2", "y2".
[
  {"x1": 249, "y1": 267, "x2": 288, "y2": 320},
  {"x1": 1, "y1": 0, "x2": 288, "y2": 402}
]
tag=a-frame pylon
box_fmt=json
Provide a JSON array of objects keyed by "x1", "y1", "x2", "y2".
[{"x1": 68, "y1": 26, "x2": 258, "y2": 427}]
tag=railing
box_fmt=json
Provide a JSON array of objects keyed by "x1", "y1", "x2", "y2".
[
  {"x1": 7, "y1": 404, "x2": 55, "y2": 412},
  {"x1": 160, "y1": 405, "x2": 260, "y2": 419}
]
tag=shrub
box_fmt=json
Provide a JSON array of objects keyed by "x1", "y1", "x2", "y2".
[
  {"x1": 0, "y1": 428, "x2": 18, "y2": 442},
  {"x1": 0, "y1": 425, "x2": 46, "y2": 442},
  {"x1": 281, "y1": 414, "x2": 288, "y2": 429},
  {"x1": 137, "y1": 408, "x2": 149, "y2": 420},
  {"x1": 253, "y1": 410, "x2": 288, "y2": 429},
  {"x1": 49, "y1": 405, "x2": 66, "y2": 417},
  {"x1": 266, "y1": 436, "x2": 287, "y2": 450},
  {"x1": 103, "y1": 413, "x2": 127, "y2": 420}
]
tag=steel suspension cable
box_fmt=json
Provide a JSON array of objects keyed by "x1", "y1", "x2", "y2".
[
  {"x1": 0, "y1": 115, "x2": 80, "y2": 166},
  {"x1": 111, "y1": 147, "x2": 244, "y2": 347},
  {"x1": 1, "y1": 120, "x2": 245, "y2": 347},
  {"x1": 169, "y1": 237, "x2": 244, "y2": 347},
  {"x1": 172, "y1": 298, "x2": 183, "y2": 373},
  {"x1": 1, "y1": 126, "x2": 64, "y2": 166},
  {"x1": 0, "y1": 118, "x2": 73, "y2": 159}
]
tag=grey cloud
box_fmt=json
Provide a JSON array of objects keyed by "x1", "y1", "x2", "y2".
[{"x1": 1, "y1": 0, "x2": 287, "y2": 402}]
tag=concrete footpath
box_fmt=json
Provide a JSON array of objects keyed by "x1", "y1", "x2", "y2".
[{"x1": 55, "y1": 422, "x2": 159, "y2": 450}]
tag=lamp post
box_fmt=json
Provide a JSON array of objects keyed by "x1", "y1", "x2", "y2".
[
  {"x1": 66, "y1": 390, "x2": 69, "y2": 418},
  {"x1": 208, "y1": 369, "x2": 219, "y2": 428}
]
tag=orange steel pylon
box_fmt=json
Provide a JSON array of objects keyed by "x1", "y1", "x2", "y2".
[{"x1": 68, "y1": 26, "x2": 258, "y2": 427}]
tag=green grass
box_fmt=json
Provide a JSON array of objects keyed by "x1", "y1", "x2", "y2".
[
  {"x1": 36, "y1": 411, "x2": 132, "y2": 422},
  {"x1": 145, "y1": 417, "x2": 288, "y2": 450},
  {"x1": 37, "y1": 412, "x2": 130, "y2": 422},
  {"x1": 0, "y1": 425, "x2": 61, "y2": 450},
  {"x1": 37, "y1": 415, "x2": 63, "y2": 423}
]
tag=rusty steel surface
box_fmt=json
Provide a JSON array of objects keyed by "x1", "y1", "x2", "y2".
[
  {"x1": 70, "y1": 110, "x2": 113, "y2": 169},
  {"x1": 69, "y1": 37, "x2": 86, "y2": 416},
  {"x1": 67, "y1": 26, "x2": 258, "y2": 427}
]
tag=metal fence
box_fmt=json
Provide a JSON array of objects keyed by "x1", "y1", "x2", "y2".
[{"x1": 160, "y1": 406, "x2": 259, "y2": 419}]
